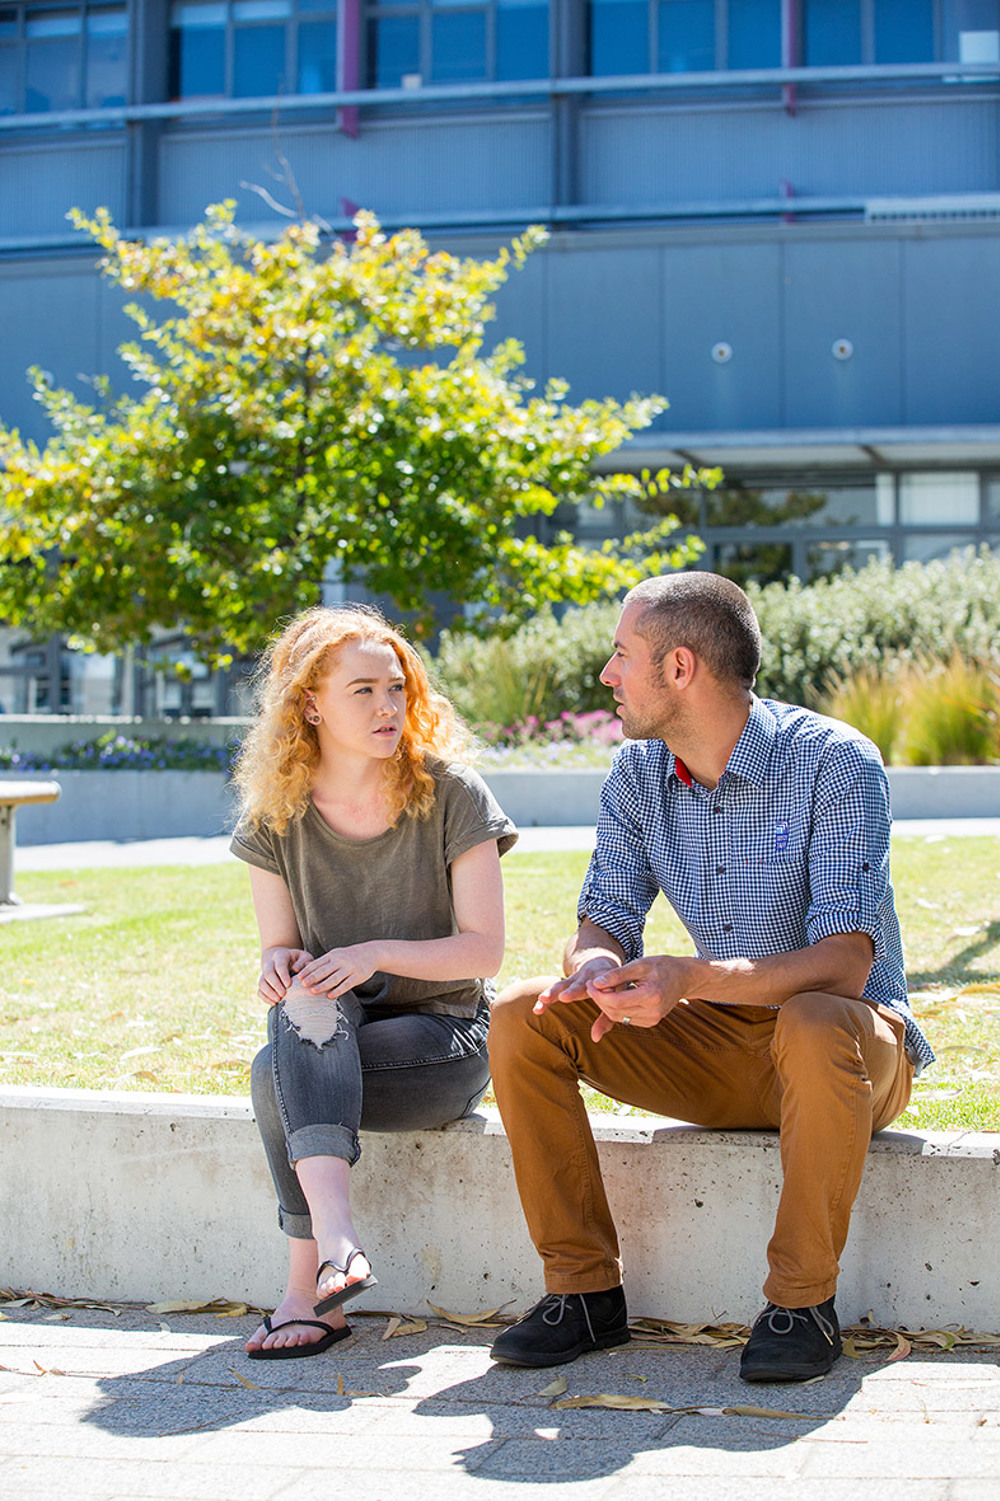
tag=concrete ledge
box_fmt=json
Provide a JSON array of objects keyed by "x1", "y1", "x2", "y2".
[{"x1": 1, "y1": 1085, "x2": 997, "y2": 1328}]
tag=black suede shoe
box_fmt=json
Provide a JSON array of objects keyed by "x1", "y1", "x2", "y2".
[
  {"x1": 490, "y1": 1288, "x2": 630, "y2": 1368},
  {"x1": 740, "y1": 1297, "x2": 841, "y2": 1382}
]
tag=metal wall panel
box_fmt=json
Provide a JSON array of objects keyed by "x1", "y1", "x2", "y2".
[
  {"x1": 159, "y1": 113, "x2": 551, "y2": 227},
  {"x1": 902, "y1": 236, "x2": 1000, "y2": 425},
  {"x1": 0, "y1": 142, "x2": 127, "y2": 241},
  {"x1": 783, "y1": 239, "x2": 904, "y2": 427},
  {"x1": 659, "y1": 241, "x2": 783, "y2": 431},
  {"x1": 0, "y1": 258, "x2": 137, "y2": 441},
  {"x1": 582, "y1": 94, "x2": 1000, "y2": 207},
  {"x1": 544, "y1": 247, "x2": 662, "y2": 406},
  {"x1": 488, "y1": 244, "x2": 549, "y2": 392}
]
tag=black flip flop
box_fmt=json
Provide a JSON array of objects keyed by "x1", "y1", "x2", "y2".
[
  {"x1": 314, "y1": 1246, "x2": 378, "y2": 1316},
  {"x1": 246, "y1": 1315, "x2": 351, "y2": 1360}
]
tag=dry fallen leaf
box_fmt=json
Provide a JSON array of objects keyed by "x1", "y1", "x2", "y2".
[
  {"x1": 887, "y1": 1332, "x2": 913, "y2": 1364},
  {"x1": 427, "y1": 1303, "x2": 508, "y2": 1327},
  {"x1": 553, "y1": 1394, "x2": 830, "y2": 1421},
  {"x1": 628, "y1": 1317, "x2": 748, "y2": 1350},
  {"x1": 228, "y1": 1368, "x2": 258, "y2": 1390},
  {"x1": 538, "y1": 1374, "x2": 568, "y2": 1397},
  {"x1": 146, "y1": 1298, "x2": 254, "y2": 1317},
  {"x1": 381, "y1": 1316, "x2": 427, "y2": 1340},
  {"x1": 555, "y1": 1393, "x2": 670, "y2": 1412}
]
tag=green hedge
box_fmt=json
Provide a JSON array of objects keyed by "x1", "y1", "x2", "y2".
[{"x1": 431, "y1": 549, "x2": 1000, "y2": 725}]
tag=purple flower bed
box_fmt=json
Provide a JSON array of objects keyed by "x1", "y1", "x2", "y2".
[{"x1": 0, "y1": 732, "x2": 237, "y2": 774}]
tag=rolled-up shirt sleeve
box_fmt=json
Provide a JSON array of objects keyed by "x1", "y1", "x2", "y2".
[
  {"x1": 805, "y1": 741, "x2": 890, "y2": 963},
  {"x1": 577, "y1": 758, "x2": 661, "y2": 963}
]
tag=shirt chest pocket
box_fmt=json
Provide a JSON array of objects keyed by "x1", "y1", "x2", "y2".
[{"x1": 733, "y1": 821, "x2": 804, "y2": 866}]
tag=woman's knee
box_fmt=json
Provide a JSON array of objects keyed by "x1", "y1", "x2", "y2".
[{"x1": 250, "y1": 1042, "x2": 275, "y2": 1113}]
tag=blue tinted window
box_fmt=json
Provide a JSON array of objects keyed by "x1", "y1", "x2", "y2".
[
  {"x1": 25, "y1": 34, "x2": 78, "y2": 108},
  {"x1": 497, "y1": 0, "x2": 547, "y2": 79},
  {"x1": 234, "y1": 23, "x2": 287, "y2": 93},
  {"x1": 591, "y1": 0, "x2": 648, "y2": 76},
  {"x1": 368, "y1": 15, "x2": 420, "y2": 86},
  {"x1": 298, "y1": 16, "x2": 336, "y2": 90},
  {"x1": 874, "y1": 0, "x2": 934, "y2": 62},
  {"x1": 0, "y1": 46, "x2": 16, "y2": 111},
  {"x1": 431, "y1": 10, "x2": 486, "y2": 79},
  {"x1": 728, "y1": 0, "x2": 780, "y2": 67},
  {"x1": 657, "y1": 0, "x2": 714, "y2": 72},
  {"x1": 86, "y1": 5, "x2": 127, "y2": 107},
  {"x1": 170, "y1": 4, "x2": 226, "y2": 96},
  {"x1": 804, "y1": 0, "x2": 861, "y2": 64}
]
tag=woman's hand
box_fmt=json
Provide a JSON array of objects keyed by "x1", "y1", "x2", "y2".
[
  {"x1": 294, "y1": 942, "x2": 383, "y2": 1000},
  {"x1": 258, "y1": 946, "x2": 314, "y2": 1006}
]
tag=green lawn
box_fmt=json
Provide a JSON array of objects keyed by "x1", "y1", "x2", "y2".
[{"x1": 1, "y1": 839, "x2": 998, "y2": 1130}]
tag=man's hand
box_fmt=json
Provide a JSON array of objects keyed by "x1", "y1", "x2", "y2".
[
  {"x1": 534, "y1": 956, "x2": 622, "y2": 1018},
  {"x1": 258, "y1": 947, "x2": 314, "y2": 1006},
  {"x1": 586, "y1": 955, "x2": 691, "y2": 1041}
]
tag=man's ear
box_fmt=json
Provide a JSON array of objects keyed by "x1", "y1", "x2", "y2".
[{"x1": 667, "y1": 646, "x2": 697, "y2": 687}]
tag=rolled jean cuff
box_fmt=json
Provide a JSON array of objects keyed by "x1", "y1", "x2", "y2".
[
  {"x1": 277, "y1": 1207, "x2": 314, "y2": 1240},
  {"x1": 287, "y1": 1121, "x2": 360, "y2": 1168}
]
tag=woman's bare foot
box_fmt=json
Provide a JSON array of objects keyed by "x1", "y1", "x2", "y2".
[
  {"x1": 315, "y1": 1240, "x2": 373, "y2": 1305},
  {"x1": 245, "y1": 1286, "x2": 347, "y2": 1354}
]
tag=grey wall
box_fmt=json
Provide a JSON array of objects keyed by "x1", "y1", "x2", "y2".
[{"x1": 3, "y1": 219, "x2": 1000, "y2": 443}]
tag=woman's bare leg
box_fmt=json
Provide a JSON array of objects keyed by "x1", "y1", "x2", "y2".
[{"x1": 296, "y1": 1154, "x2": 373, "y2": 1304}]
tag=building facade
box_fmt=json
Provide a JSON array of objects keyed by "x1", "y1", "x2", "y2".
[{"x1": 2, "y1": 0, "x2": 1000, "y2": 711}]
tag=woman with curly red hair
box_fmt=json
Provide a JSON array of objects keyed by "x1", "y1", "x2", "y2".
[{"x1": 231, "y1": 604, "x2": 516, "y2": 1359}]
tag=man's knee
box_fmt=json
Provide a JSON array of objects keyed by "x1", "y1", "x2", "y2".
[
  {"x1": 772, "y1": 992, "x2": 869, "y2": 1065},
  {"x1": 489, "y1": 976, "x2": 557, "y2": 1067}
]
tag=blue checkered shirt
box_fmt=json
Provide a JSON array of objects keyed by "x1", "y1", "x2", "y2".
[{"x1": 578, "y1": 696, "x2": 933, "y2": 1074}]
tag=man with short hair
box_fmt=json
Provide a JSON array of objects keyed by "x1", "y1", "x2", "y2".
[{"x1": 489, "y1": 572, "x2": 932, "y2": 1381}]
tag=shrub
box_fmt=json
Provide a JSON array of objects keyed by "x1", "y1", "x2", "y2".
[
  {"x1": 751, "y1": 548, "x2": 1000, "y2": 706},
  {"x1": 431, "y1": 604, "x2": 620, "y2": 726},
  {"x1": 432, "y1": 548, "x2": 1000, "y2": 737}
]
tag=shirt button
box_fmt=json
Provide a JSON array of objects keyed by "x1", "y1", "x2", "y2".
[
  {"x1": 713, "y1": 806, "x2": 724, "y2": 814},
  {"x1": 723, "y1": 923, "x2": 733, "y2": 933},
  {"x1": 716, "y1": 865, "x2": 726, "y2": 874}
]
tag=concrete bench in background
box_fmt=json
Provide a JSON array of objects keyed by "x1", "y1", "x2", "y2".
[{"x1": 1, "y1": 1086, "x2": 996, "y2": 1331}]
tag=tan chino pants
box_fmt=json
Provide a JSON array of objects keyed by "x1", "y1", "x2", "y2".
[{"x1": 489, "y1": 981, "x2": 914, "y2": 1309}]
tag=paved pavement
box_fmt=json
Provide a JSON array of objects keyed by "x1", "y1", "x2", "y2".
[{"x1": 1, "y1": 1300, "x2": 998, "y2": 1500}]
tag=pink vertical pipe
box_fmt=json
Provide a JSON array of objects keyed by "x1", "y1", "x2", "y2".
[{"x1": 338, "y1": 0, "x2": 360, "y2": 138}]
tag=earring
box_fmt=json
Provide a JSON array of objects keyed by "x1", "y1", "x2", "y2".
[{"x1": 304, "y1": 704, "x2": 322, "y2": 726}]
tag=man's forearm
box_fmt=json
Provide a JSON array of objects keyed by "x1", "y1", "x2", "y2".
[
  {"x1": 563, "y1": 920, "x2": 626, "y2": 978},
  {"x1": 676, "y1": 932, "x2": 875, "y2": 1008}
]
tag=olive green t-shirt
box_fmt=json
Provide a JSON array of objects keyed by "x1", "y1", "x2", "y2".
[{"x1": 230, "y1": 758, "x2": 517, "y2": 1018}]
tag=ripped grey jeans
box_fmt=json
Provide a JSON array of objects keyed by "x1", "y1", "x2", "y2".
[{"x1": 250, "y1": 987, "x2": 491, "y2": 1239}]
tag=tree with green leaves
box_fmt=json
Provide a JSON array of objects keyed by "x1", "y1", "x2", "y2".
[{"x1": 0, "y1": 205, "x2": 708, "y2": 662}]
